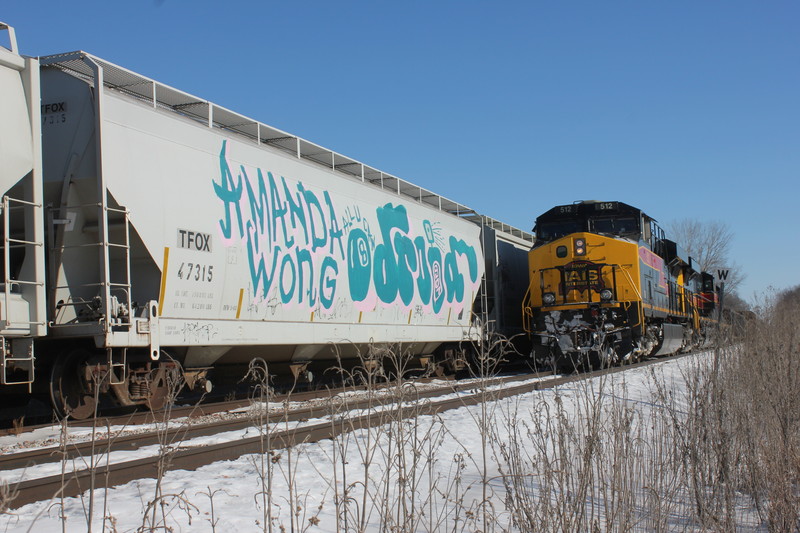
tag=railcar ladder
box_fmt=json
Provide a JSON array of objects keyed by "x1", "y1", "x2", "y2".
[
  {"x1": 478, "y1": 220, "x2": 494, "y2": 337},
  {"x1": 101, "y1": 204, "x2": 134, "y2": 330},
  {"x1": 0, "y1": 195, "x2": 45, "y2": 386},
  {"x1": 50, "y1": 202, "x2": 133, "y2": 331}
]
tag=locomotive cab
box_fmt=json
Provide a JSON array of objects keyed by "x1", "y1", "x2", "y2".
[
  {"x1": 696, "y1": 271, "x2": 719, "y2": 317},
  {"x1": 529, "y1": 201, "x2": 647, "y2": 309},
  {"x1": 534, "y1": 201, "x2": 643, "y2": 245}
]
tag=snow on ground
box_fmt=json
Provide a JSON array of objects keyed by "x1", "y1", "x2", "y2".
[{"x1": 0, "y1": 354, "x2": 757, "y2": 532}]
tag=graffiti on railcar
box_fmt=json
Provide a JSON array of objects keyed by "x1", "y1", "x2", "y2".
[{"x1": 212, "y1": 141, "x2": 481, "y2": 315}]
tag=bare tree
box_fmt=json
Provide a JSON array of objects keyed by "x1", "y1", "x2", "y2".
[
  {"x1": 776, "y1": 284, "x2": 800, "y2": 312},
  {"x1": 668, "y1": 218, "x2": 745, "y2": 294},
  {"x1": 724, "y1": 291, "x2": 751, "y2": 312}
]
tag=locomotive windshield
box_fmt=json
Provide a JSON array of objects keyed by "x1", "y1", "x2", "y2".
[
  {"x1": 535, "y1": 219, "x2": 587, "y2": 241},
  {"x1": 590, "y1": 216, "x2": 640, "y2": 236},
  {"x1": 534, "y1": 201, "x2": 645, "y2": 244}
]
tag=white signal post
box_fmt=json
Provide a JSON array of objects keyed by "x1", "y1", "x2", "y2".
[{"x1": 716, "y1": 268, "x2": 731, "y2": 321}]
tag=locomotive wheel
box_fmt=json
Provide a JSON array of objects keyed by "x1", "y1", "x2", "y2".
[
  {"x1": 619, "y1": 340, "x2": 638, "y2": 364},
  {"x1": 50, "y1": 349, "x2": 99, "y2": 420},
  {"x1": 603, "y1": 343, "x2": 620, "y2": 368},
  {"x1": 588, "y1": 343, "x2": 618, "y2": 370},
  {"x1": 586, "y1": 350, "x2": 604, "y2": 370}
]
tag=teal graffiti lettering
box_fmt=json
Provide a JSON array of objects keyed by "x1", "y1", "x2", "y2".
[
  {"x1": 268, "y1": 172, "x2": 289, "y2": 246},
  {"x1": 319, "y1": 256, "x2": 338, "y2": 309},
  {"x1": 343, "y1": 203, "x2": 479, "y2": 310},
  {"x1": 247, "y1": 221, "x2": 280, "y2": 300},
  {"x1": 282, "y1": 178, "x2": 307, "y2": 247},
  {"x1": 305, "y1": 188, "x2": 328, "y2": 252},
  {"x1": 243, "y1": 168, "x2": 271, "y2": 251},
  {"x1": 429, "y1": 247, "x2": 445, "y2": 313},
  {"x1": 214, "y1": 142, "x2": 345, "y2": 308},
  {"x1": 348, "y1": 228, "x2": 371, "y2": 302},
  {"x1": 443, "y1": 236, "x2": 479, "y2": 303},
  {"x1": 448, "y1": 236, "x2": 479, "y2": 283},
  {"x1": 414, "y1": 236, "x2": 431, "y2": 305},
  {"x1": 213, "y1": 141, "x2": 243, "y2": 240},
  {"x1": 394, "y1": 231, "x2": 417, "y2": 306},
  {"x1": 279, "y1": 253, "x2": 296, "y2": 304},
  {"x1": 444, "y1": 250, "x2": 463, "y2": 303},
  {"x1": 372, "y1": 203, "x2": 408, "y2": 303},
  {"x1": 423, "y1": 220, "x2": 435, "y2": 244},
  {"x1": 295, "y1": 248, "x2": 316, "y2": 306},
  {"x1": 325, "y1": 191, "x2": 345, "y2": 257}
]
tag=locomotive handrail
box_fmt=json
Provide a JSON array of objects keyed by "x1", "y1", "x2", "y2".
[
  {"x1": 614, "y1": 267, "x2": 645, "y2": 329},
  {"x1": 615, "y1": 265, "x2": 643, "y2": 301},
  {"x1": 521, "y1": 285, "x2": 533, "y2": 333}
]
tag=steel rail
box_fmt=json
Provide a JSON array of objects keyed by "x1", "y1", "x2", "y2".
[
  {"x1": 0, "y1": 373, "x2": 536, "y2": 472},
  {"x1": 0, "y1": 374, "x2": 462, "y2": 435}
]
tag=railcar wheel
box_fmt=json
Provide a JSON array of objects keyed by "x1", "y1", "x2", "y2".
[
  {"x1": 146, "y1": 367, "x2": 170, "y2": 411},
  {"x1": 50, "y1": 349, "x2": 99, "y2": 420}
]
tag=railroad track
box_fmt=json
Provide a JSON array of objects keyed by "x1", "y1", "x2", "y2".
[
  {"x1": 2, "y1": 354, "x2": 691, "y2": 509},
  {"x1": 0, "y1": 372, "x2": 536, "y2": 472},
  {"x1": 0, "y1": 374, "x2": 463, "y2": 436},
  {"x1": 0, "y1": 387, "x2": 347, "y2": 436}
]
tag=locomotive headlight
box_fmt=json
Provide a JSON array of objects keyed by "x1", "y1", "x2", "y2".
[
  {"x1": 574, "y1": 238, "x2": 586, "y2": 256},
  {"x1": 542, "y1": 292, "x2": 556, "y2": 305},
  {"x1": 600, "y1": 289, "x2": 614, "y2": 301}
]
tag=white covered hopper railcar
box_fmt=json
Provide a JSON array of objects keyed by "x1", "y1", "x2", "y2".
[{"x1": 0, "y1": 23, "x2": 534, "y2": 418}]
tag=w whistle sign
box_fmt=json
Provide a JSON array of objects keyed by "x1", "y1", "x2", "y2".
[{"x1": 717, "y1": 269, "x2": 730, "y2": 281}]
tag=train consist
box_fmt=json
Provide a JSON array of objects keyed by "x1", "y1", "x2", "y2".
[
  {"x1": 523, "y1": 201, "x2": 719, "y2": 371},
  {"x1": 0, "y1": 23, "x2": 532, "y2": 418},
  {"x1": 0, "y1": 23, "x2": 719, "y2": 418}
]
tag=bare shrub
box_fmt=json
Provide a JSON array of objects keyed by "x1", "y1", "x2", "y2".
[
  {"x1": 243, "y1": 356, "x2": 326, "y2": 533},
  {"x1": 0, "y1": 480, "x2": 18, "y2": 517},
  {"x1": 655, "y1": 291, "x2": 798, "y2": 532},
  {"x1": 139, "y1": 364, "x2": 195, "y2": 532},
  {"x1": 497, "y1": 377, "x2": 648, "y2": 532},
  {"x1": 243, "y1": 357, "x2": 276, "y2": 532},
  {"x1": 314, "y1": 341, "x2": 497, "y2": 532}
]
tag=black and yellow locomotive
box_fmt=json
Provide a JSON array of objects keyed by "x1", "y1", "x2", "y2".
[{"x1": 523, "y1": 201, "x2": 719, "y2": 371}]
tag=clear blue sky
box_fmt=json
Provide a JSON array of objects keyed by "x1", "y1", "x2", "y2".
[{"x1": 4, "y1": 1, "x2": 798, "y2": 301}]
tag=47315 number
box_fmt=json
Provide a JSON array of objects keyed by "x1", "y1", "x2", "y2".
[{"x1": 177, "y1": 262, "x2": 214, "y2": 282}]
